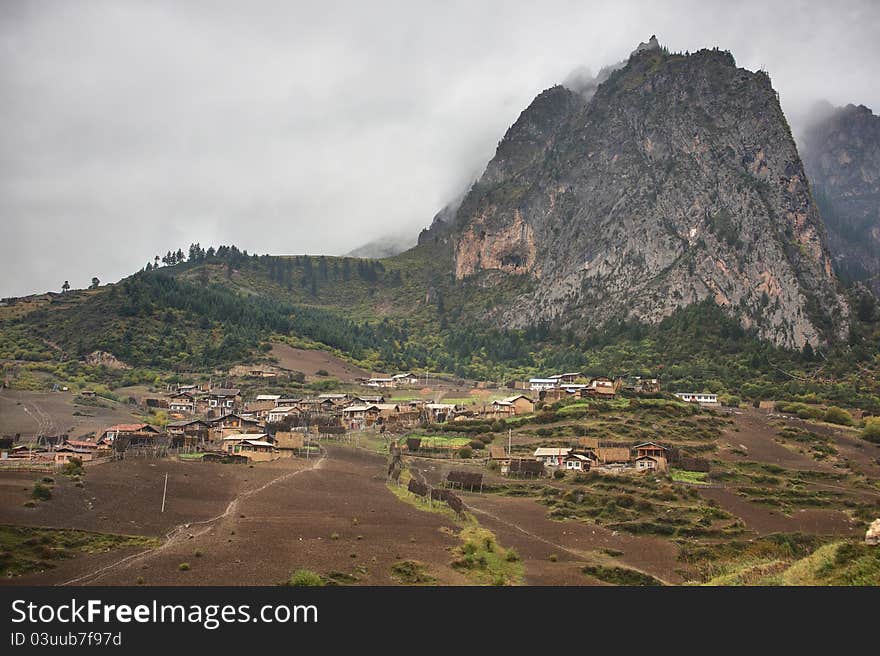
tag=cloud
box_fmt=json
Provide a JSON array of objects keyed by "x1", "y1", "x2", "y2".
[{"x1": 1, "y1": 0, "x2": 879, "y2": 296}]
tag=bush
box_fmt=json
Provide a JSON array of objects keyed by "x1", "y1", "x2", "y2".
[
  {"x1": 552, "y1": 469, "x2": 565, "y2": 480},
  {"x1": 468, "y1": 440, "x2": 484, "y2": 450},
  {"x1": 286, "y1": 569, "x2": 325, "y2": 586},
  {"x1": 32, "y1": 483, "x2": 52, "y2": 501},
  {"x1": 178, "y1": 562, "x2": 190, "y2": 571},
  {"x1": 458, "y1": 446, "x2": 473, "y2": 459},
  {"x1": 863, "y1": 418, "x2": 880, "y2": 444},
  {"x1": 823, "y1": 406, "x2": 854, "y2": 426},
  {"x1": 315, "y1": 369, "x2": 329, "y2": 377}
]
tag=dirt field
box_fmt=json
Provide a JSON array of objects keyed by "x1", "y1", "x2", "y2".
[
  {"x1": 1, "y1": 446, "x2": 475, "y2": 586},
  {"x1": 0, "y1": 389, "x2": 143, "y2": 441},
  {"x1": 269, "y1": 343, "x2": 372, "y2": 382}
]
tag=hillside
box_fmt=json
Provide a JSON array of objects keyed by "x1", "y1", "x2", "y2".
[
  {"x1": 446, "y1": 39, "x2": 847, "y2": 349},
  {"x1": 801, "y1": 102, "x2": 880, "y2": 294}
]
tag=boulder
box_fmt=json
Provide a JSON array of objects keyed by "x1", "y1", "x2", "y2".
[{"x1": 866, "y1": 518, "x2": 880, "y2": 546}]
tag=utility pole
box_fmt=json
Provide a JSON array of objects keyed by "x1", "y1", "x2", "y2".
[
  {"x1": 508, "y1": 428, "x2": 512, "y2": 456},
  {"x1": 161, "y1": 473, "x2": 168, "y2": 512}
]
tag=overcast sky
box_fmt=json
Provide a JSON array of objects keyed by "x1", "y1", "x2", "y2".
[{"x1": 2, "y1": 0, "x2": 878, "y2": 298}]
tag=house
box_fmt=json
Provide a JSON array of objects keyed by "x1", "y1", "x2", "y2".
[
  {"x1": 529, "y1": 378, "x2": 558, "y2": 392},
  {"x1": 205, "y1": 388, "x2": 241, "y2": 411},
  {"x1": 635, "y1": 455, "x2": 668, "y2": 472},
  {"x1": 634, "y1": 442, "x2": 668, "y2": 460},
  {"x1": 255, "y1": 394, "x2": 282, "y2": 403},
  {"x1": 533, "y1": 447, "x2": 571, "y2": 467},
  {"x1": 424, "y1": 403, "x2": 458, "y2": 423},
  {"x1": 628, "y1": 377, "x2": 661, "y2": 394},
  {"x1": 273, "y1": 431, "x2": 305, "y2": 450},
  {"x1": 244, "y1": 399, "x2": 278, "y2": 420},
  {"x1": 539, "y1": 388, "x2": 571, "y2": 404},
  {"x1": 166, "y1": 419, "x2": 210, "y2": 448},
  {"x1": 503, "y1": 395, "x2": 535, "y2": 415},
  {"x1": 549, "y1": 372, "x2": 583, "y2": 384},
  {"x1": 674, "y1": 392, "x2": 719, "y2": 405},
  {"x1": 391, "y1": 372, "x2": 420, "y2": 386},
  {"x1": 317, "y1": 393, "x2": 351, "y2": 405},
  {"x1": 563, "y1": 453, "x2": 594, "y2": 471},
  {"x1": 99, "y1": 423, "x2": 161, "y2": 446},
  {"x1": 169, "y1": 392, "x2": 197, "y2": 413},
  {"x1": 354, "y1": 395, "x2": 385, "y2": 404},
  {"x1": 80, "y1": 390, "x2": 97, "y2": 398},
  {"x1": 222, "y1": 434, "x2": 279, "y2": 462},
  {"x1": 365, "y1": 377, "x2": 395, "y2": 388},
  {"x1": 275, "y1": 397, "x2": 303, "y2": 407},
  {"x1": 341, "y1": 404, "x2": 381, "y2": 429},
  {"x1": 208, "y1": 414, "x2": 263, "y2": 442},
  {"x1": 585, "y1": 377, "x2": 619, "y2": 398},
  {"x1": 248, "y1": 369, "x2": 277, "y2": 379},
  {"x1": 267, "y1": 406, "x2": 300, "y2": 424},
  {"x1": 486, "y1": 400, "x2": 516, "y2": 419},
  {"x1": 504, "y1": 458, "x2": 545, "y2": 478},
  {"x1": 488, "y1": 444, "x2": 510, "y2": 462},
  {"x1": 53, "y1": 446, "x2": 94, "y2": 464}
]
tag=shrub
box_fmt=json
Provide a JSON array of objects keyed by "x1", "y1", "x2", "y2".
[
  {"x1": 863, "y1": 418, "x2": 880, "y2": 444},
  {"x1": 468, "y1": 440, "x2": 484, "y2": 450},
  {"x1": 286, "y1": 569, "x2": 325, "y2": 586},
  {"x1": 458, "y1": 446, "x2": 473, "y2": 459},
  {"x1": 32, "y1": 483, "x2": 52, "y2": 501},
  {"x1": 178, "y1": 562, "x2": 190, "y2": 571},
  {"x1": 823, "y1": 406, "x2": 854, "y2": 426},
  {"x1": 553, "y1": 469, "x2": 565, "y2": 480},
  {"x1": 315, "y1": 369, "x2": 329, "y2": 377}
]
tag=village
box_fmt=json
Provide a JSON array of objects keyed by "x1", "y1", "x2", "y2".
[{"x1": 0, "y1": 367, "x2": 718, "y2": 480}]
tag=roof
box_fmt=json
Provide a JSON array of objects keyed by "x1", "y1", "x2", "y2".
[
  {"x1": 503, "y1": 395, "x2": 534, "y2": 403},
  {"x1": 564, "y1": 453, "x2": 593, "y2": 462},
  {"x1": 342, "y1": 404, "x2": 378, "y2": 413},
  {"x1": 64, "y1": 439, "x2": 100, "y2": 448},
  {"x1": 534, "y1": 447, "x2": 571, "y2": 457},
  {"x1": 255, "y1": 394, "x2": 281, "y2": 401},
  {"x1": 208, "y1": 388, "x2": 240, "y2": 396},
  {"x1": 634, "y1": 442, "x2": 667, "y2": 450},
  {"x1": 166, "y1": 419, "x2": 208, "y2": 428},
  {"x1": 222, "y1": 433, "x2": 268, "y2": 441},
  {"x1": 318, "y1": 394, "x2": 349, "y2": 399},
  {"x1": 529, "y1": 378, "x2": 558, "y2": 384},
  {"x1": 103, "y1": 423, "x2": 152, "y2": 433},
  {"x1": 425, "y1": 403, "x2": 456, "y2": 410},
  {"x1": 488, "y1": 445, "x2": 509, "y2": 459},
  {"x1": 269, "y1": 406, "x2": 298, "y2": 413},
  {"x1": 492, "y1": 400, "x2": 513, "y2": 407},
  {"x1": 238, "y1": 439, "x2": 275, "y2": 448}
]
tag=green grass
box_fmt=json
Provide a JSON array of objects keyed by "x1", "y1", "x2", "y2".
[
  {"x1": 0, "y1": 525, "x2": 159, "y2": 577},
  {"x1": 701, "y1": 541, "x2": 880, "y2": 586},
  {"x1": 582, "y1": 564, "x2": 663, "y2": 586},
  {"x1": 451, "y1": 525, "x2": 524, "y2": 586},
  {"x1": 670, "y1": 470, "x2": 709, "y2": 484}
]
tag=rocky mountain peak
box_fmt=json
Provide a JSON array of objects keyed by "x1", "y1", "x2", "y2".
[{"x1": 449, "y1": 44, "x2": 847, "y2": 348}]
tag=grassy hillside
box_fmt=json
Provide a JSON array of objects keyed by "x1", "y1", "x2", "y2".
[{"x1": 1, "y1": 245, "x2": 879, "y2": 412}]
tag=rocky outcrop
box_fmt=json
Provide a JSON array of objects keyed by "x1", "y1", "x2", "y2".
[
  {"x1": 83, "y1": 350, "x2": 130, "y2": 370},
  {"x1": 801, "y1": 102, "x2": 880, "y2": 295},
  {"x1": 450, "y1": 40, "x2": 848, "y2": 348},
  {"x1": 866, "y1": 518, "x2": 880, "y2": 546}
]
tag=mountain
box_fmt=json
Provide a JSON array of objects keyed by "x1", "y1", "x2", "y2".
[
  {"x1": 800, "y1": 102, "x2": 880, "y2": 294},
  {"x1": 345, "y1": 231, "x2": 417, "y2": 259},
  {"x1": 447, "y1": 39, "x2": 847, "y2": 348}
]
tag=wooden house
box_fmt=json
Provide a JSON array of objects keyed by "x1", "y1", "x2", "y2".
[{"x1": 222, "y1": 434, "x2": 279, "y2": 462}]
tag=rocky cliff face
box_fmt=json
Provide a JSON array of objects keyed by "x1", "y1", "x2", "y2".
[
  {"x1": 801, "y1": 103, "x2": 880, "y2": 295},
  {"x1": 450, "y1": 40, "x2": 848, "y2": 348}
]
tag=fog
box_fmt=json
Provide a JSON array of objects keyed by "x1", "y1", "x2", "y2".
[{"x1": 2, "y1": 0, "x2": 878, "y2": 297}]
